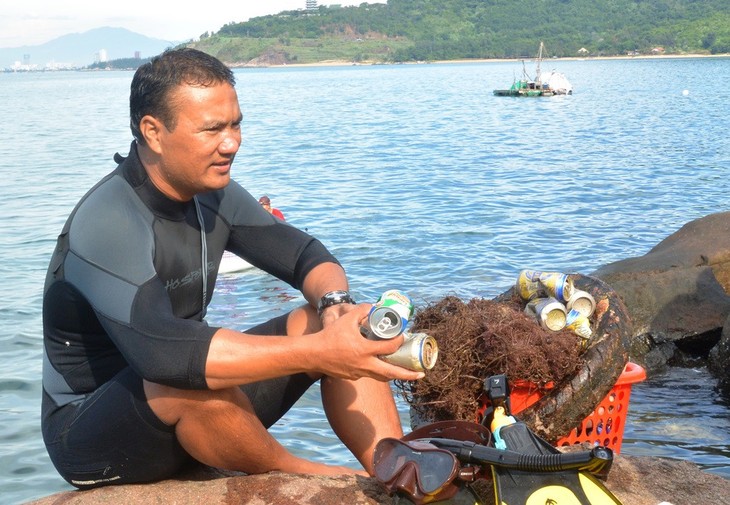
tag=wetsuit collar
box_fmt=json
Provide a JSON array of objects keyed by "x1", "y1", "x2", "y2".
[{"x1": 117, "y1": 141, "x2": 190, "y2": 221}]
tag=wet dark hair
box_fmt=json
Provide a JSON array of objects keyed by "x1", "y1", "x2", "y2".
[{"x1": 129, "y1": 47, "x2": 236, "y2": 144}]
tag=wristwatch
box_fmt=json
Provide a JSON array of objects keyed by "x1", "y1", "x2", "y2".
[{"x1": 317, "y1": 290, "x2": 356, "y2": 316}]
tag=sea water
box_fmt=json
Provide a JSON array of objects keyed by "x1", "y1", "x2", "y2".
[{"x1": 1, "y1": 57, "x2": 729, "y2": 503}]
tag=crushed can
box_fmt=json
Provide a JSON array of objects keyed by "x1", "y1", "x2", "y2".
[
  {"x1": 566, "y1": 289, "x2": 596, "y2": 318},
  {"x1": 381, "y1": 332, "x2": 439, "y2": 372},
  {"x1": 525, "y1": 297, "x2": 568, "y2": 331},
  {"x1": 361, "y1": 289, "x2": 414, "y2": 340},
  {"x1": 538, "y1": 272, "x2": 574, "y2": 304},
  {"x1": 565, "y1": 308, "x2": 593, "y2": 342},
  {"x1": 516, "y1": 269, "x2": 543, "y2": 301}
]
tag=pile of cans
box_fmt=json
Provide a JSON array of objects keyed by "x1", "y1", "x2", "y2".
[
  {"x1": 361, "y1": 289, "x2": 439, "y2": 372},
  {"x1": 516, "y1": 270, "x2": 596, "y2": 343}
]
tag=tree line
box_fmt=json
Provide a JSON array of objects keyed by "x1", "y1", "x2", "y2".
[
  {"x1": 94, "y1": 1, "x2": 730, "y2": 68},
  {"x1": 204, "y1": 0, "x2": 730, "y2": 63}
]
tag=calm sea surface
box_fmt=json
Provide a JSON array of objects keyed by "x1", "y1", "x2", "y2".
[{"x1": 1, "y1": 57, "x2": 729, "y2": 503}]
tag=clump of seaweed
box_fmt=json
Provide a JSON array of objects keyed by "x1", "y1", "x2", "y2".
[{"x1": 399, "y1": 294, "x2": 584, "y2": 423}]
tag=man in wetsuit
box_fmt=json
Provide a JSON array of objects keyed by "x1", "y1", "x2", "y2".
[{"x1": 41, "y1": 47, "x2": 423, "y2": 489}]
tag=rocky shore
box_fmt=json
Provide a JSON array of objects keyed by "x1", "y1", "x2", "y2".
[
  {"x1": 25, "y1": 454, "x2": 730, "y2": 505},
  {"x1": 592, "y1": 210, "x2": 730, "y2": 390},
  {"x1": 27, "y1": 212, "x2": 730, "y2": 504}
]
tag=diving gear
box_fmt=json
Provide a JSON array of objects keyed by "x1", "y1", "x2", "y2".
[
  {"x1": 483, "y1": 375, "x2": 622, "y2": 504},
  {"x1": 373, "y1": 438, "x2": 470, "y2": 504}
]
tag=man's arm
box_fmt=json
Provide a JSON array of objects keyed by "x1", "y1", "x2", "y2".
[
  {"x1": 204, "y1": 307, "x2": 423, "y2": 389},
  {"x1": 203, "y1": 261, "x2": 424, "y2": 390}
]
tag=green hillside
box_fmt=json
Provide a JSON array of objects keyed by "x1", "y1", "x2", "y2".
[{"x1": 187, "y1": 0, "x2": 730, "y2": 65}]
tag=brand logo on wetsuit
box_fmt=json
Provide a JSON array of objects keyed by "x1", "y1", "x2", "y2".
[{"x1": 164, "y1": 262, "x2": 215, "y2": 292}]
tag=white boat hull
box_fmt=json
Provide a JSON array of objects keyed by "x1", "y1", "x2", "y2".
[{"x1": 219, "y1": 252, "x2": 255, "y2": 274}]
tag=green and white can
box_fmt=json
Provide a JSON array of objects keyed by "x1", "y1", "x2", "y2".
[{"x1": 361, "y1": 289, "x2": 414, "y2": 340}]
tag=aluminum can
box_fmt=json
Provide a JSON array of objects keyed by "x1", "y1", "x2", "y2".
[
  {"x1": 381, "y1": 332, "x2": 439, "y2": 371},
  {"x1": 525, "y1": 297, "x2": 567, "y2": 331},
  {"x1": 565, "y1": 308, "x2": 593, "y2": 342},
  {"x1": 538, "y1": 272, "x2": 574, "y2": 304},
  {"x1": 566, "y1": 289, "x2": 596, "y2": 318},
  {"x1": 361, "y1": 289, "x2": 414, "y2": 340},
  {"x1": 516, "y1": 269, "x2": 542, "y2": 301}
]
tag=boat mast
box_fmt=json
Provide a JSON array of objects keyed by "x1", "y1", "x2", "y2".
[{"x1": 536, "y1": 41, "x2": 544, "y2": 86}]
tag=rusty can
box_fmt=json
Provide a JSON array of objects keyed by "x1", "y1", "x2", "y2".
[
  {"x1": 565, "y1": 308, "x2": 592, "y2": 342},
  {"x1": 381, "y1": 332, "x2": 439, "y2": 371},
  {"x1": 566, "y1": 289, "x2": 596, "y2": 318},
  {"x1": 525, "y1": 297, "x2": 568, "y2": 331},
  {"x1": 361, "y1": 289, "x2": 414, "y2": 340},
  {"x1": 538, "y1": 272, "x2": 574, "y2": 304},
  {"x1": 516, "y1": 269, "x2": 543, "y2": 301}
]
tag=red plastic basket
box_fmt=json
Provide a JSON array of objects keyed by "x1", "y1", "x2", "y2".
[{"x1": 509, "y1": 362, "x2": 646, "y2": 454}]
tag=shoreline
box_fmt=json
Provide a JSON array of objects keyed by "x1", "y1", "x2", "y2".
[{"x1": 236, "y1": 52, "x2": 729, "y2": 69}]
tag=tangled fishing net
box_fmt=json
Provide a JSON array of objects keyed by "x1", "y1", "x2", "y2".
[{"x1": 398, "y1": 294, "x2": 585, "y2": 423}]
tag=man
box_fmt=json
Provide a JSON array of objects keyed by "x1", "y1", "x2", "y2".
[
  {"x1": 258, "y1": 195, "x2": 285, "y2": 220},
  {"x1": 41, "y1": 47, "x2": 423, "y2": 489}
]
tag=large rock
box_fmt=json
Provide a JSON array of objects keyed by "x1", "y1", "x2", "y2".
[
  {"x1": 591, "y1": 211, "x2": 730, "y2": 380},
  {"x1": 25, "y1": 455, "x2": 730, "y2": 505}
]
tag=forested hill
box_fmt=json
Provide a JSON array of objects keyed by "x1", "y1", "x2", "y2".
[{"x1": 187, "y1": 0, "x2": 729, "y2": 65}]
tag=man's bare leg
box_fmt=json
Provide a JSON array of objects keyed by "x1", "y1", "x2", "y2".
[
  {"x1": 145, "y1": 304, "x2": 400, "y2": 476},
  {"x1": 145, "y1": 380, "x2": 363, "y2": 476},
  {"x1": 286, "y1": 304, "x2": 405, "y2": 475},
  {"x1": 321, "y1": 376, "x2": 404, "y2": 475}
]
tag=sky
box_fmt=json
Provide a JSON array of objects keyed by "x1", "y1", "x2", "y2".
[{"x1": 0, "y1": 1, "x2": 362, "y2": 48}]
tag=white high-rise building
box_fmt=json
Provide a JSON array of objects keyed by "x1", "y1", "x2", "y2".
[{"x1": 306, "y1": 0, "x2": 317, "y2": 10}]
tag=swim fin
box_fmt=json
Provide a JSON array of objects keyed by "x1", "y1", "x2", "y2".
[{"x1": 490, "y1": 408, "x2": 622, "y2": 505}]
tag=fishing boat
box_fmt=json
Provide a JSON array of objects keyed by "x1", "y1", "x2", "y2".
[{"x1": 493, "y1": 42, "x2": 573, "y2": 97}]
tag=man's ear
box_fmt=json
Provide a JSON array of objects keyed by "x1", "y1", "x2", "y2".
[{"x1": 139, "y1": 115, "x2": 164, "y2": 154}]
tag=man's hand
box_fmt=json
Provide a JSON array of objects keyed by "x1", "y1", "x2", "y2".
[
  {"x1": 318, "y1": 300, "x2": 358, "y2": 328},
  {"x1": 314, "y1": 303, "x2": 425, "y2": 383}
]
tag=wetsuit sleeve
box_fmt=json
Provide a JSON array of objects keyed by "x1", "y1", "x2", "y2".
[
  {"x1": 227, "y1": 223, "x2": 340, "y2": 290},
  {"x1": 216, "y1": 182, "x2": 341, "y2": 290}
]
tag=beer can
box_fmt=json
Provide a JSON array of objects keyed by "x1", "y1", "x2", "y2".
[
  {"x1": 525, "y1": 297, "x2": 567, "y2": 331},
  {"x1": 380, "y1": 332, "x2": 439, "y2": 372},
  {"x1": 538, "y1": 272, "x2": 574, "y2": 304},
  {"x1": 565, "y1": 308, "x2": 592, "y2": 341},
  {"x1": 361, "y1": 289, "x2": 414, "y2": 340},
  {"x1": 566, "y1": 290, "x2": 596, "y2": 318},
  {"x1": 516, "y1": 269, "x2": 542, "y2": 301}
]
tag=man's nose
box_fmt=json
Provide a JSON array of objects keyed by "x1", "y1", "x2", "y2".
[{"x1": 219, "y1": 135, "x2": 239, "y2": 153}]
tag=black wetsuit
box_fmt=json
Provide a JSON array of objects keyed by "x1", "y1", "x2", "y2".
[{"x1": 42, "y1": 142, "x2": 339, "y2": 488}]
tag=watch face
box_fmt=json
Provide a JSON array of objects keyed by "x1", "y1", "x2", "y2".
[{"x1": 318, "y1": 290, "x2": 354, "y2": 314}]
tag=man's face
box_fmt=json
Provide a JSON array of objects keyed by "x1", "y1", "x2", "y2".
[{"x1": 153, "y1": 82, "x2": 242, "y2": 201}]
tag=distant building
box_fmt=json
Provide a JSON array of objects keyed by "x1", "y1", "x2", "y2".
[
  {"x1": 135, "y1": 51, "x2": 141, "y2": 59},
  {"x1": 95, "y1": 49, "x2": 108, "y2": 63},
  {"x1": 306, "y1": 0, "x2": 317, "y2": 10}
]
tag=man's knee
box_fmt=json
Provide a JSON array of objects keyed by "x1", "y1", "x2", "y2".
[
  {"x1": 286, "y1": 303, "x2": 322, "y2": 336},
  {"x1": 144, "y1": 381, "x2": 251, "y2": 426}
]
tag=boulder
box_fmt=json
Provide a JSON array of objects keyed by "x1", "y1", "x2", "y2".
[
  {"x1": 25, "y1": 455, "x2": 730, "y2": 505},
  {"x1": 591, "y1": 211, "x2": 730, "y2": 381}
]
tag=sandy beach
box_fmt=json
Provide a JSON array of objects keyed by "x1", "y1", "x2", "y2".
[{"x1": 232, "y1": 51, "x2": 728, "y2": 68}]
